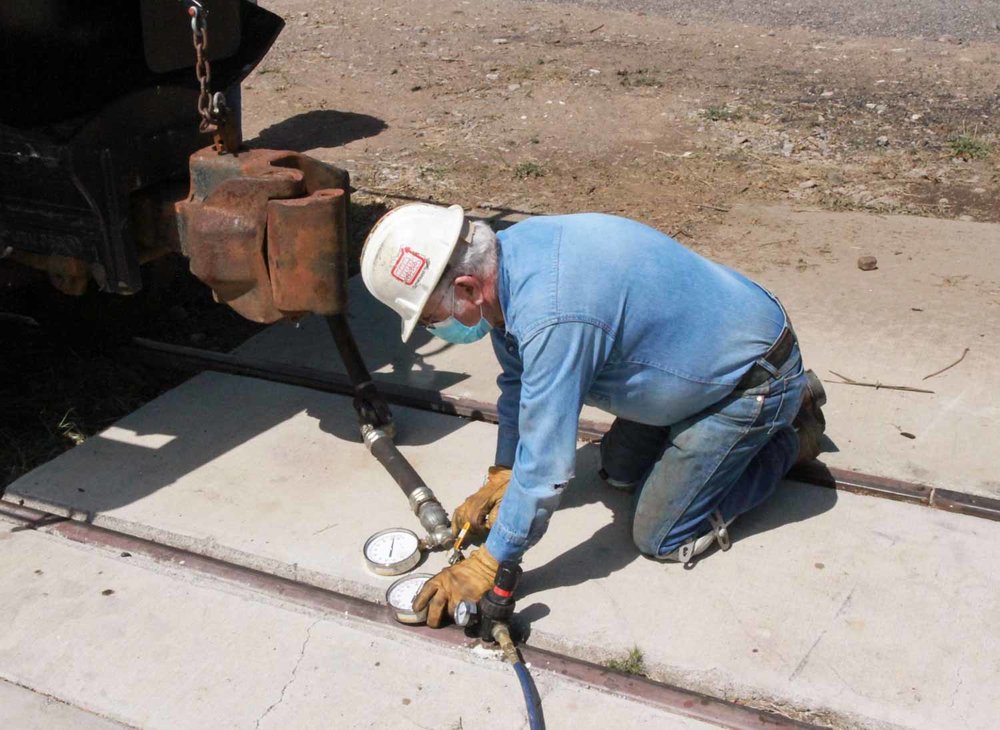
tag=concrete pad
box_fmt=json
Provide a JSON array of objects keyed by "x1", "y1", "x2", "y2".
[
  {"x1": 5, "y1": 372, "x2": 999, "y2": 728},
  {"x1": 0, "y1": 525, "x2": 714, "y2": 730},
  {"x1": 235, "y1": 206, "x2": 1000, "y2": 497},
  {"x1": 708, "y1": 206, "x2": 1000, "y2": 498},
  {"x1": 3, "y1": 373, "x2": 496, "y2": 603},
  {"x1": 0, "y1": 678, "x2": 132, "y2": 730}
]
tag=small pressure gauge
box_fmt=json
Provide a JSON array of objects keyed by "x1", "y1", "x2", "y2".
[
  {"x1": 454, "y1": 599, "x2": 478, "y2": 628},
  {"x1": 363, "y1": 528, "x2": 422, "y2": 576},
  {"x1": 386, "y1": 573, "x2": 433, "y2": 624}
]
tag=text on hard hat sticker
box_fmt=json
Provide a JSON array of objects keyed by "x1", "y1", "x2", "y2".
[{"x1": 391, "y1": 248, "x2": 429, "y2": 286}]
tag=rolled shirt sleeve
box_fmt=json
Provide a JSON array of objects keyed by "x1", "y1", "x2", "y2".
[{"x1": 485, "y1": 320, "x2": 615, "y2": 562}]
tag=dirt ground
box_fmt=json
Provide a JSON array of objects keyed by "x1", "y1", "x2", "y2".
[
  {"x1": 3, "y1": 0, "x2": 998, "y2": 489},
  {"x1": 243, "y1": 0, "x2": 999, "y2": 260}
]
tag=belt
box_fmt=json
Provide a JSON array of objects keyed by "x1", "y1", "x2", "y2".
[{"x1": 735, "y1": 326, "x2": 796, "y2": 391}]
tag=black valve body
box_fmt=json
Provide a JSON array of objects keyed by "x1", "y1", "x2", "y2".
[{"x1": 470, "y1": 560, "x2": 521, "y2": 641}]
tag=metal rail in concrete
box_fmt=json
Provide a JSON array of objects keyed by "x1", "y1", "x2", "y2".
[
  {"x1": 0, "y1": 501, "x2": 818, "y2": 730},
  {"x1": 125, "y1": 337, "x2": 1000, "y2": 523}
]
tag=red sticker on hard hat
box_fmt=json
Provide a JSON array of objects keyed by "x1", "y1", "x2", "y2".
[{"x1": 391, "y1": 247, "x2": 428, "y2": 286}]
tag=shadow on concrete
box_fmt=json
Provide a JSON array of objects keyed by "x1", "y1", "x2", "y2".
[
  {"x1": 519, "y1": 445, "x2": 839, "y2": 601},
  {"x1": 248, "y1": 109, "x2": 387, "y2": 152},
  {"x1": 511, "y1": 602, "x2": 551, "y2": 642},
  {"x1": 253, "y1": 283, "x2": 473, "y2": 392},
  {"x1": 296, "y1": 289, "x2": 475, "y2": 446},
  {"x1": 307, "y1": 380, "x2": 472, "y2": 447},
  {"x1": 6, "y1": 285, "x2": 477, "y2": 514},
  {"x1": 735, "y1": 476, "x2": 839, "y2": 542},
  {"x1": 10, "y1": 361, "x2": 476, "y2": 516},
  {"x1": 519, "y1": 444, "x2": 638, "y2": 598}
]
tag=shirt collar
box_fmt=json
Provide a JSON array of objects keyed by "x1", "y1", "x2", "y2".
[{"x1": 495, "y1": 229, "x2": 510, "y2": 328}]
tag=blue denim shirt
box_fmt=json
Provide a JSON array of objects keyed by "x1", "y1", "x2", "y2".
[{"x1": 483, "y1": 214, "x2": 787, "y2": 563}]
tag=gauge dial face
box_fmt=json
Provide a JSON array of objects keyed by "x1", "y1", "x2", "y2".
[
  {"x1": 454, "y1": 600, "x2": 475, "y2": 627},
  {"x1": 363, "y1": 528, "x2": 421, "y2": 576},
  {"x1": 386, "y1": 574, "x2": 433, "y2": 624}
]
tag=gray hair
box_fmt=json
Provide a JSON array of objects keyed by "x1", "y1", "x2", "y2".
[{"x1": 430, "y1": 220, "x2": 498, "y2": 301}]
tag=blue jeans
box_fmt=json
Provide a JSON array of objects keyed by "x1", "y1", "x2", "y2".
[{"x1": 600, "y1": 346, "x2": 806, "y2": 558}]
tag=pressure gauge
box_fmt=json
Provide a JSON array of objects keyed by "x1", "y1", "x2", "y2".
[
  {"x1": 363, "y1": 528, "x2": 422, "y2": 576},
  {"x1": 386, "y1": 573, "x2": 434, "y2": 624},
  {"x1": 454, "y1": 599, "x2": 478, "y2": 628}
]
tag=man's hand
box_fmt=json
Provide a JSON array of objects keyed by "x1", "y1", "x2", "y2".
[
  {"x1": 452, "y1": 466, "x2": 512, "y2": 537},
  {"x1": 413, "y1": 547, "x2": 499, "y2": 627}
]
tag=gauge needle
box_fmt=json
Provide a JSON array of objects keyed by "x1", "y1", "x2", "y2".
[{"x1": 390, "y1": 536, "x2": 396, "y2": 555}]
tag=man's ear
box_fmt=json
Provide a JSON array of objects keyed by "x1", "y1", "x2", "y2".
[{"x1": 453, "y1": 275, "x2": 483, "y2": 305}]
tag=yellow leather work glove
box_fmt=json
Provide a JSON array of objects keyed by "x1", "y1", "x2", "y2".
[
  {"x1": 413, "y1": 547, "x2": 499, "y2": 628},
  {"x1": 451, "y1": 466, "x2": 512, "y2": 538}
]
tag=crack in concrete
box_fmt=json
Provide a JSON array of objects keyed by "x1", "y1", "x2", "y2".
[
  {"x1": 949, "y1": 665, "x2": 967, "y2": 724},
  {"x1": 789, "y1": 585, "x2": 856, "y2": 681},
  {"x1": 788, "y1": 630, "x2": 826, "y2": 681},
  {"x1": 254, "y1": 618, "x2": 321, "y2": 729},
  {"x1": 950, "y1": 675, "x2": 963, "y2": 708}
]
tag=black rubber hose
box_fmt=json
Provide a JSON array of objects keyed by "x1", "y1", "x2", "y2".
[
  {"x1": 326, "y1": 313, "x2": 374, "y2": 388},
  {"x1": 513, "y1": 661, "x2": 545, "y2": 730},
  {"x1": 366, "y1": 429, "x2": 451, "y2": 547},
  {"x1": 326, "y1": 314, "x2": 394, "y2": 429},
  {"x1": 368, "y1": 433, "x2": 427, "y2": 498}
]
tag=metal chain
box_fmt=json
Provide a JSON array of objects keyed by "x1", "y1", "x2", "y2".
[
  {"x1": 184, "y1": 1, "x2": 238, "y2": 153},
  {"x1": 186, "y1": 2, "x2": 216, "y2": 133}
]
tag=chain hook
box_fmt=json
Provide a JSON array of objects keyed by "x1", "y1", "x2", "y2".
[
  {"x1": 211, "y1": 91, "x2": 228, "y2": 117},
  {"x1": 185, "y1": 0, "x2": 206, "y2": 32}
]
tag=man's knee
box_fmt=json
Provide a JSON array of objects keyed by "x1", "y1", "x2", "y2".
[
  {"x1": 600, "y1": 419, "x2": 669, "y2": 489},
  {"x1": 630, "y1": 512, "x2": 667, "y2": 557}
]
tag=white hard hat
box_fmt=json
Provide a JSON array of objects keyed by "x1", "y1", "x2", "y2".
[{"x1": 360, "y1": 203, "x2": 466, "y2": 342}]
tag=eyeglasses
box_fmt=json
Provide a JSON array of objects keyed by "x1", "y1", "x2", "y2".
[{"x1": 418, "y1": 282, "x2": 454, "y2": 328}]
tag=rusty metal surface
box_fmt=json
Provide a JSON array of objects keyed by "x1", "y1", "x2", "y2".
[
  {"x1": 268, "y1": 190, "x2": 347, "y2": 315},
  {"x1": 4, "y1": 251, "x2": 90, "y2": 296},
  {"x1": 930, "y1": 489, "x2": 1000, "y2": 522},
  {"x1": 788, "y1": 462, "x2": 933, "y2": 505},
  {"x1": 177, "y1": 147, "x2": 350, "y2": 322}
]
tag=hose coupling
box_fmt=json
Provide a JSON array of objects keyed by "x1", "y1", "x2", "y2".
[
  {"x1": 416, "y1": 498, "x2": 454, "y2": 549},
  {"x1": 491, "y1": 623, "x2": 520, "y2": 664},
  {"x1": 360, "y1": 424, "x2": 389, "y2": 451},
  {"x1": 407, "y1": 485, "x2": 435, "y2": 512}
]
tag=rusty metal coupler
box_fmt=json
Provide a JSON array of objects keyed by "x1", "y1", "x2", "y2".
[{"x1": 176, "y1": 148, "x2": 351, "y2": 323}]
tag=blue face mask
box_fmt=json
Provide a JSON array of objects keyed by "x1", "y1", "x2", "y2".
[{"x1": 427, "y1": 312, "x2": 492, "y2": 344}]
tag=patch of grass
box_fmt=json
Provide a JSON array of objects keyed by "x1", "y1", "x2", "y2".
[
  {"x1": 617, "y1": 69, "x2": 662, "y2": 88},
  {"x1": 510, "y1": 63, "x2": 537, "y2": 82},
  {"x1": 605, "y1": 646, "x2": 647, "y2": 676},
  {"x1": 513, "y1": 161, "x2": 545, "y2": 180},
  {"x1": 418, "y1": 163, "x2": 446, "y2": 180},
  {"x1": 57, "y1": 409, "x2": 87, "y2": 446},
  {"x1": 949, "y1": 133, "x2": 992, "y2": 160},
  {"x1": 702, "y1": 106, "x2": 742, "y2": 122}
]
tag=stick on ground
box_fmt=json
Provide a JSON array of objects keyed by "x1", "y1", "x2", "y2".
[
  {"x1": 827, "y1": 371, "x2": 935, "y2": 394},
  {"x1": 922, "y1": 348, "x2": 970, "y2": 381}
]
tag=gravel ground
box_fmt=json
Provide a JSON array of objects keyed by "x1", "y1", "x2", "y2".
[{"x1": 546, "y1": 0, "x2": 1000, "y2": 41}]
